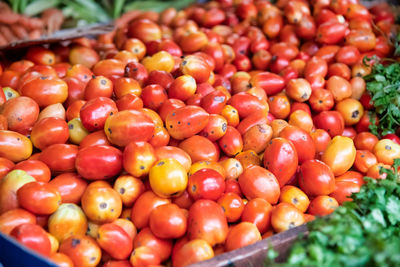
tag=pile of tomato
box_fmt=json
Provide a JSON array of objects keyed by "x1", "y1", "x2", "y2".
[{"x1": 0, "y1": 0, "x2": 399, "y2": 266}]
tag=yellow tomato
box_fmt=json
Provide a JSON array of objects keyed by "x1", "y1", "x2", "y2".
[
  {"x1": 373, "y1": 139, "x2": 400, "y2": 165},
  {"x1": 149, "y1": 158, "x2": 188, "y2": 198},
  {"x1": 321, "y1": 136, "x2": 356, "y2": 176},
  {"x1": 142, "y1": 51, "x2": 174, "y2": 73},
  {"x1": 279, "y1": 185, "x2": 310, "y2": 213}
]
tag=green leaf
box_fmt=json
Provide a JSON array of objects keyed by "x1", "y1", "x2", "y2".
[{"x1": 24, "y1": 0, "x2": 60, "y2": 16}]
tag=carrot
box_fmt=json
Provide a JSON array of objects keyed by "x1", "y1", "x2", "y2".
[
  {"x1": 115, "y1": 10, "x2": 141, "y2": 28},
  {"x1": 10, "y1": 24, "x2": 28, "y2": 40},
  {"x1": 28, "y1": 29, "x2": 41, "y2": 39},
  {"x1": 0, "y1": 32, "x2": 8, "y2": 46},
  {"x1": 0, "y1": 25, "x2": 17, "y2": 42},
  {"x1": 18, "y1": 16, "x2": 43, "y2": 30},
  {"x1": 0, "y1": 13, "x2": 20, "y2": 24}
]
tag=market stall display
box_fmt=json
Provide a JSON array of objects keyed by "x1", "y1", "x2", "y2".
[{"x1": 0, "y1": 0, "x2": 399, "y2": 266}]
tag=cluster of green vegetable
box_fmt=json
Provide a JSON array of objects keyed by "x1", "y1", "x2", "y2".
[
  {"x1": 265, "y1": 158, "x2": 400, "y2": 267},
  {"x1": 364, "y1": 34, "x2": 400, "y2": 137},
  {"x1": 6, "y1": 0, "x2": 196, "y2": 25}
]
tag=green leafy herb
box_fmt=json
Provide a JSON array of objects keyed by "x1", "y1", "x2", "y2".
[
  {"x1": 364, "y1": 62, "x2": 400, "y2": 136},
  {"x1": 265, "y1": 159, "x2": 400, "y2": 267}
]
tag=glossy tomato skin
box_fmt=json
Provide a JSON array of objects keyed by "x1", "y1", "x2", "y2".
[
  {"x1": 75, "y1": 145, "x2": 122, "y2": 180},
  {"x1": 225, "y1": 222, "x2": 261, "y2": 252},
  {"x1": 80, "y1": 97, "x2": 118, "y2": 132},
  {"x1": 14, "y1": 160, "x2": 51, "y2": 183},
  {"x1": 322, "y1": 136, "x2": 356, "y2": 176},
  {"x1": 217, "y1": 192, "x2": 244, "y2": 223},
  {"x1": 313, "y1": 111, "x2": 345, "y2": 138},
  {"x1": 0, "y1": 170, "x2": 36, "y2": 214},
  {"x1": 48, "y1": 203, "x2": 87, "y2": 243},
  {"x1": 307, "y1": 195, "x2": 339, "y2": 216},
  {"x1": 188, "y1": 168, "x2": 225, "y2": 201},
  {"x1": 250, "y1": 72, "x2": 285, "y2": 95},
  {"x1": 17, "y1": 181, "x2": 61, "y2": 215},
  {"x1": 238, "y1": 165, "x2": 280, "y2": 204},
  {"x1": 264, "y1": 137, "x2": 298, "y2": 187},
  {"x1": 59, "y1": 235, "x2": 102, "y2": 267},
  {"x1": 1, "y1": 96, "x2": 39, "y2": 135},
  {"x1": 131, "y1": 191, "x2": 171, "y2": 229},
  {"x1": 0, "y1": 209, "x2": 36, "y2": 235},
  {"x1": 0, "y1": 157, "x2": 14, "y2": 179},
  {"x1": 279, "y1": 125, "x2": 316, "y2": 163},
  {"x1": 329, "y1": 181, "x2": 361, "y2": 204},
  {"x1": 149, "y1": 203, "x2": 187, "y2": 239},
  {"x1": 30, "y1": 117, "x2": 69, "y2": 150},
  {"x1": 81, "y1": 186, "x2": 122, "y2": 224},
  {"x1": 166, "y1": 105, "x2": 209, "y2": 140},
  {"x1": 48, "y1": 173, "x2": 87, "y2": 204},
  {"x1": 39, "y1": 144, "x2": 78, "y2": 173},
  {"x1": 219, "y1": 126, "x2": 243, "y2": 156},
  {"x1": 20, "y1": 76, "x2": 68, "y2": 107},
  {"x1": 179, "y1": 135, "x2": 219, "y2": 163},
  {"x1": 104, "y1": 110, "x2": 155, "y2": 147},
  {"x1": 133, "y1": 226, "x2": 172, "y2": 262},
  {"x1": 97, "y1": 223, "x2": 133, "y2": 260},
  {"x1": 272, "y1": 201, "x2": 305, "y2": 231},
  {"x1": 299, "y1": 160, "x2": 336, "y2": 196},
  {"x1": 241, "y1": 198, "x2": 272, "y2": 234},
  {"x1": 0, "y1": 130, "x2": 32, "y2": 163},
  {"x1": 172, "y1": 239, "x2": 214, "y2": 267},
  {"x1": 10, "y1": 223, "x2": 51, "y2": 256},
  {"x1": 187, "y1": 199, "x2": 228, "y2": 246},
  {"x1": 123, "y1": 141, "x2": 156, "y2": 178}
]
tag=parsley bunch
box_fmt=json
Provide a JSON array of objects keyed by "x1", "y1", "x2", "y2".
[
  {"x1": 266, "y1": 159, "x2": 400, "y2": 267},
  {"x1": 364, "y1": 62, "x2": 400, "y2": 137}
]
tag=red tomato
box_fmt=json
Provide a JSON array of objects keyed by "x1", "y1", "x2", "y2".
[
  {"x1": 133, "y1": 227, "x2": 172, "y2": 262},
  {"x1": 30, "y1": 117, "x2": 69, "y2": 150},
  {"x1": 49, "y1": 173, "x2": 88, "y2": 204},
  {"x1": 0, "y1": 209, "x2": 36, "y2": 235},
  {"x1": 131, "y1": 191, "x2": 171, "y2": 229},
  {"x1": 59, "y1": 235, "x2": 101, "y2": 267},
  {"x1": 97, "y1": 223, "x2": 133, "y2": 260},
  {"x1": 279, "y1": 125, "x2": 315, "y2": 163},
  {"x1": 313, "y1": 111, "x2": 345, "y2": 138},
  {"x1": 81, "y1": 185, "x2": 122, "y2": 224},
  {"x1": 14, "y1": 160, "x2": 51, "y2": 182},
  {"x1": 172, "y1": 239, "x2": 214, "y2": 267},
  {"x1": 179, "y1": 135, "x2": 220, "y2": 163},
  {"x1": 39, "y1": 144, "x2": 78, "y2": 172},
  {"x1": 225, "y1": 222, "x2": 261, "y2": 252},
  {"x1": 250, "y1": 72, "x2": 285, "y2": 96},
  {"x1": 238, "y1": 165, "x2": 280, "y2": 204},
  {"x1": 11, "y1": 223, "x2": 51, "y2": 256},
  {"x1": 241, "y1": 198, "x2": 272, "y2": 234},
  {"x1": 17, "y1": 181, "x2": 61, "y2": 215},
  {"x1": 307, "y1": 195, "x2": 339, "y2": 216},
  {"x1": 149, "y1": 203, "x2": 187, "y2": 239},
  {"x1": 1, "y1": 96, "x2": 39, "y2": 135},
  {"x1": 329, "y1": 181, "x2": 361, "y2": 204},
  {"x1": 104, "y1": 110, "x2": 155, "y2": 147},
  {"x1": 188, "y1": 168, "x2": 225, "y2": 201},
  {"x1": 80, "y1": 97, "x2": 118, "y2": 132},
  {"x1": 0, "y1": 157, "x2": 14, "y2": 179},
  {"x1": 263, "y1": 137, "x2": 298, "y2": 187},
  {"x1": 217, "y1": 192, "x2": 244, "y2": 223},
  {"x1": 218, "y1": 126, "x2": 243, "y2": 156},
  {"x1": 165, "y1": 105, "x2": 209, "y2": 140},
  {"x1": 299, "y1": 159, "x2": 335, "y2": 196},
  {"x1": 187, "y1": 199, "x2": 228, "y2": 246},
  {"x1": 75, "y1": 145, "x2": 122, "y2": 180}
]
